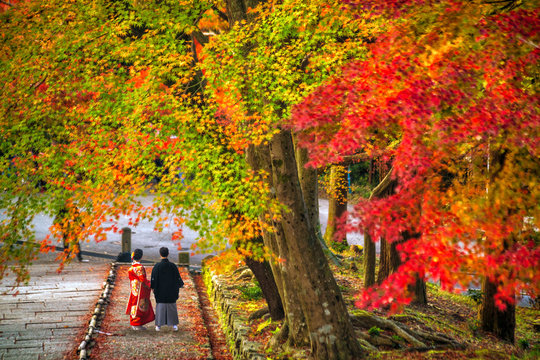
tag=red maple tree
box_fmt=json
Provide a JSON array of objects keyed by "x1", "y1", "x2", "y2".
[{"x1": 292, "y1": 0, "x2": 539, "y2": 315}]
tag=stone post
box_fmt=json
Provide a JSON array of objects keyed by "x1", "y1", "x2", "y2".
[
  {"x1": 121, "y1": 227, "x2": 131, "y2": 254},
  {"x1": 178, "y1": 252, "x2": 190, "y2": 267}
]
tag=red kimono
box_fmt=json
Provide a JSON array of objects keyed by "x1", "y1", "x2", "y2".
[{"x1": 125, "y1": 262, "x2": 155, "y2": 326}]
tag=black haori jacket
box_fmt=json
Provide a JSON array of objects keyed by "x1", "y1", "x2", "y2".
[{"x1": 151, "y1": 258, "x2": 184, "y2": 303}]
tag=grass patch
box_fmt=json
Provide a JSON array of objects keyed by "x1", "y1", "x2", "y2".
[{"x1": 237, "y1": 282, "x2": 263, "y2": 301}]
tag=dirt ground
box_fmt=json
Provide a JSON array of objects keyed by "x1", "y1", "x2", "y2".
[{"x1": 208, "y1": 253, "x2": 540, "y2": 360}]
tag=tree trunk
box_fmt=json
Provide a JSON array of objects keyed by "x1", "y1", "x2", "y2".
[
  {"x1": 294, "y1": 138, "x2": 341, "y2": 266},
  {"x1": 367, "y1": 169, "x2": 426, "y2": 304},
  {"x1": 324, "y1": 165, "x2": 348, "y2": 250},
  {"x1": 378, "y1": 234, "x2": 427, "y2": 305},
  {"x1": 227, "y1": 2, "x2": 364, "y2": 356},
  {"x1": 268, "y1": 221, "x2": 311, "y2": 347},
  {"x1": 363, "y1": 231, "x2": 376, "y2": 288},
  {"x1": 479, "y1": 148, "x2": 515, "y2": 343},
  {"x1": 294, "y1": 142, "x2": 319, "y2": 236},
  {"x1": 377, "y1": 238, "x2": 400, "y2": 283},
  {"x1": 246, "y1": 143, "x2": 309, "y2": 347},
  {"x1": 403, "y1": 231, "x2": 427, "y2": 306},
  {"x1": 268, "y1": 129, "x2": 363, "y2": 358},
  {"x1": 480, "y1": 277, "x2": 515, "y2": 343},
  {"x1": 244, "y1": 251, "x2": 284, "y2": 321},
  {"x1": 409, "y1": 275, "x2": 427, "y2": 306},
  {"x1": 365, "y1": 168, "x2": 396, "y2": 286}
]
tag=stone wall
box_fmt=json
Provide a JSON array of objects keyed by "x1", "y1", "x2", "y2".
[{"x1": 202, "y1": 268, "x2": 266, "y2": 360}]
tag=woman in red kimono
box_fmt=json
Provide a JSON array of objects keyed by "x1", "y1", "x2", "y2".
[{"x1": 125, "y1": 248, "x2": 155, "y2": 330}]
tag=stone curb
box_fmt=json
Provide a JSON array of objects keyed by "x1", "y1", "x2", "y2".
[
  {"x1": 203, "y1": 268, "x2": 266, "y2": 360},
  {"x1": 77, "y1": 262, "x2": 118, "y2": 360}
]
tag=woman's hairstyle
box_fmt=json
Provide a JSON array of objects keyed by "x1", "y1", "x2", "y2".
[{"x1": 132, "y1": 248, "x2": 143, "y2": 261}]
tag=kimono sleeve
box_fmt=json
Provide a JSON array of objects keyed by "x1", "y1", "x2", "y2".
[
  {"x1": 134, "y1": 265, "x2": 151, "y2": 288},
  {"x1": 150, "y1": 264, "x2": 158, "y2": 290}
]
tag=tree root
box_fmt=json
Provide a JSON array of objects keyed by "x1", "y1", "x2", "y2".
[
  {"x1": 406, "y1": 309, "x2": 469, "y2": 336},
  {"x1": 248, "y1": 306, "x2": 269, "y2": 321},
  {"x1": 351, "y1": 312, "x2": 426, "y2": 348},
  {"x1": 408, "y1": 327, "x2": 465, "y2": 349},
  {"x1": 267, "y1": 321, "x2": 289, "y2": 350},
  {"x1": 355, "y1": 332, "x2": 379, "y2": 352},
  {"x1": 350, "y1": 310, "x2": 464, "y2": 350}
]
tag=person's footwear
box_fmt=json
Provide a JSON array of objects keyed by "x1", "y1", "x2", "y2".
[
  {"x1": 173, "y1": 325, "x2": 178, "y2": 331},
  {"x1": 155, "y1": 326, "x2": 160, "y2": 331},
  {"x1": 132, "y1": 326, "x2": 146, "y2": 331}
]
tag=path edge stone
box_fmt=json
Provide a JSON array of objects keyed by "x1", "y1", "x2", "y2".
[{"x1": 76, "y1": 262, "x2": 118, "y2": 360}]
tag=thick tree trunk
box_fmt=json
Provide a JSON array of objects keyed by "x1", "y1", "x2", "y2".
[
  {"x1": 403, "y1": 231, "x2": 427, "y2": 306},
  {"x1": 227, "y1": 2, "x2": 363, "y2": 356},
  {"x1": 294, "y1": 137, "x2": 341, "y2": 266},
  {"x1": 294, "y1": 143, "x2": 319, "y2": 235},
  {"x1": 480, "y1": 277, "x2": 515, "y2": 343},
  {"x1": 268, "y1": 129, "x2": 363, "y2": 358},
  {"x1": 246, "y1": 143, "x2": 310, "y2": 346},
  {"x1": 244, "y1": 253, "x2": 284, "y2": 321},
  {"x1": 409, "y1": 275, "x2": 427, "y2": 305},
  {"x1": 268, "y1": 222, "x2": 311, "y2": 347},
  {"x1": 324, "y1": 165, "x2": 348, "y2": 250},
  {"x1": 377, "y1": 238, "x2": 400, "y2": 283},
  {"x1": 378, "y1": 235, "x2": 427, "y2": 305}
]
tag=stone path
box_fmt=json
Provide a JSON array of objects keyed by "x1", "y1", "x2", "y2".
[
  {"x1": 0, "y1": 262, "x2": 110, "y2": 360},
  {"x1": 91, "y1": 265, "x2": 215, "y2": 360}
]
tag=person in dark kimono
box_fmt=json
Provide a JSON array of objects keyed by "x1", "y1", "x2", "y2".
[{"x1": 151, "y1": 247, "x2": 184, "y2": 331}]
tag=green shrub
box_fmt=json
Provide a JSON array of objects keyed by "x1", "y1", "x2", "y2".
[
  {"x1": 238, "y1": 282, "x2": 263, "y2": 300},
  {"x1": 368, "y1": 326, "x2": 382, "y2": 336},
  {"x1": 518, "y1": 338, "x2": 530, "y2": 350},
  {"x1": 329, "y1": 239, "x2": 349, "y2": 253},
  {"x1": 520, "y1": 344, "x2": 540, "y2": 360},
  {"x1": 467, "y1": 318, "x2": 480, "y2": 337},
  {"x1": 465, "y1": 289, "x2": 483, "y2": 304}
]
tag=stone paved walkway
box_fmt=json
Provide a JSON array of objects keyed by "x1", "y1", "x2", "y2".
[{"x1": 0, "y1": 261, "x2": 110, "y2": 360}]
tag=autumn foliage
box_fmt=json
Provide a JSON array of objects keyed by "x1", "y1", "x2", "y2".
[
  {"x1": 1, "y1": 0, "x2": 538, "y2": 330},
  {"x1": 291, "y1": 0, "x2": 539, "y2": 311},
  {"x1": 0, "y1": 0, "x2": 260, "y2": 281}
]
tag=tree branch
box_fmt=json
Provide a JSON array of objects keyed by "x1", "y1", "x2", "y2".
[
  {"x1": 212, "y1": 5, "x2": 229, "y2": 23},
  {"x1": 30, "y1": 74, "x2": 47, "y2": 90},
  {"x1": 0, "y1": 0, "x2": 14, "y2": 7},
  {"x1": 369, "y1": 166, "x2": 395, "y2": 199},
  {"x1": 192, "y1": 29, "x2": 209, "y2": 46},
  {"x1": 340, "y1": 153, "x2": 371, "y2": 165}
]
